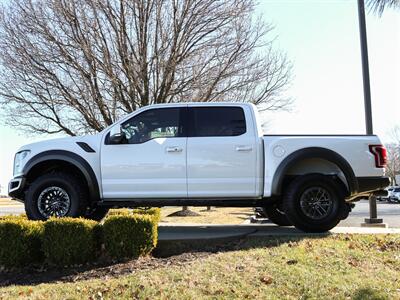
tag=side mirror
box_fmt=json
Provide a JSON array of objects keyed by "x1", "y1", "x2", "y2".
[{"x1": 109, "y1": 125, "x2": 125, "y2": 144}]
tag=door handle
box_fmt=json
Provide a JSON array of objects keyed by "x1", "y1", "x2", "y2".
[
  {"x1": 236, "y1": 145, "x2": 253, "y2": 152},
  {"x1": 166, "y1": 146, "x2": 183, "y2": 153}
]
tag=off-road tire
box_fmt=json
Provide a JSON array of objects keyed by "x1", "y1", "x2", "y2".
[
  {"x1": 25, "y1": 172, "x2": 87, "y2": 221},
  {"x1": 282, "y1": 174, "x2": 346, "y2": 233}
]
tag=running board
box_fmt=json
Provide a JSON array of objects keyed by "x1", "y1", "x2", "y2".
[{"x1": 97, "y1": 197, "x2": 278, "y2": 208}]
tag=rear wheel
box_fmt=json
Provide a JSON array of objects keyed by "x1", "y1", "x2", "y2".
[
  {"x1": 25, "y1": 172, "x2": 87, "y2": 221},
  {"x1": 282, "y1": 174, "x2": 346, "y2": 233},
  {"x1": 262, "y1": 205, "x2": 292, "y2": 226}
]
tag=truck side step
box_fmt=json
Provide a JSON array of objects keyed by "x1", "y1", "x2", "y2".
[{"x1": 97, "y1": 198, "x2": 277, "y2": 208}]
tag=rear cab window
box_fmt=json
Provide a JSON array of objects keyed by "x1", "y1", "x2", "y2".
[{"x1": 189, "y1": 107, "x2": 246, "y2": 137}]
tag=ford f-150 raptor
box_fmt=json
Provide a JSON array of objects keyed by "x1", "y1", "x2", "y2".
[{"x1": 8, "y1": 103, "x2": 389, "y2": 232}]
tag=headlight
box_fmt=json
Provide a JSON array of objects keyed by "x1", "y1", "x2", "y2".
[{"x1": 13, "y1": 150, "x2": 30, "y2": 176}]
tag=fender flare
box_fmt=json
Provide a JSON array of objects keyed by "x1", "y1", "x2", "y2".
[
  {"x1": 271, "y1": 147, "x2": 358, "y2": 196},
  {"x1": 23, "y1": 150, "x2": 100, "y2": 203}
]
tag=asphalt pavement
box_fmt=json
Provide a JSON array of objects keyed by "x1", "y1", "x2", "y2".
[
  {"x1": 0, "y1": 204, "x2": 25, "y2": 216},
  {"x1": 338, "y1": 199, "x2": 400, "y2": 227}
]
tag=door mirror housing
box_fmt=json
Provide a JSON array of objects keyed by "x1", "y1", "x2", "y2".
[{"x1": 109, "y1": 125, "x2": 125, "y2": 144}]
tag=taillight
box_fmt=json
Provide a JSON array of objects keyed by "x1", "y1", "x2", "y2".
[{"x1": 369, "y1": 144, "x2": 387, "y2": 168}]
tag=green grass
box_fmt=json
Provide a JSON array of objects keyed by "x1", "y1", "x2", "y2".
[{"x1": 1, "y1": 234, "x2": 400, "y2": 299}]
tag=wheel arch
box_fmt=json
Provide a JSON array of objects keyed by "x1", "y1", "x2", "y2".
[
  {"x1": 23, "y1": 150, "x2": 100, "y2": 204},
  {"x1": 271, "y1": 147, "x2": 358, "y2": 197}
]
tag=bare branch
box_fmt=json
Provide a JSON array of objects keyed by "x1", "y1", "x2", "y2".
[{"x1": 0, "y1": 0, "x2": 292, "y2": 135}]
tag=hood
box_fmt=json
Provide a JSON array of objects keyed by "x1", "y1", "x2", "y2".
[{"x1": 17, "y1": 133, "x2": 103, "y2": 154}]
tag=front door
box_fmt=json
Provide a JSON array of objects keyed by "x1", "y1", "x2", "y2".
[
  {"x1": 187, "y1": 106, "x2": 257, "y2": 198},
  {"x1": 101, "y1": 107, "x2": 187, "y2": 199}
]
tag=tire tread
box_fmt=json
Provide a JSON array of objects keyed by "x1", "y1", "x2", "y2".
[
  {"x1": 25, "y1": 172, "x2": 87, "y2": 220},
  {"x1": 282, "y1": 174, "x2": 345, "y2": 232}
]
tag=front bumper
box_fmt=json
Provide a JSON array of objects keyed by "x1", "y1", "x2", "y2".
[{"x1": 8, "y1": 177, "x2": 26, "y2": 202}]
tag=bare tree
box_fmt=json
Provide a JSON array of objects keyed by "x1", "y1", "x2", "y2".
[
  {"x1": 0, "y1": 0, "x2": 291, "y2": 136},
  {"x1": 386, "y1": 143, "x2": 400, "y2": 185},
  {"x1": 367, "y1": 0, "x2": 400, "y2": 14},
  {"x1": 386, "y1": 126, "x2": 400, "y2": 185},
  {"x1": 390, "y1": 125, "x2": 400, "y2": 143}
]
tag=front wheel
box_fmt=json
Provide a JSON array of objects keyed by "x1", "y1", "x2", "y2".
[
  {"x1": 282, "y1": 174, "x2": 346, "y2": 233},
  {"x1": 25, "y1": 172, "x2": 87, "y2": 221}
]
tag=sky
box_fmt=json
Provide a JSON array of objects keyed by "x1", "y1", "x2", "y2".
[
  {"x1": 259, "y1": 0, "x2": 399, "y2": 136},
  {"x1": 0, "y1": 0, "x2": 399, "y2": 194}
]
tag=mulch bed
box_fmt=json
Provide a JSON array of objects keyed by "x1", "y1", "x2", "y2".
[
  {"x1": 0, "y1": 252, "x2": 211, "y2": 287},
  {"x1": 166, "y1": 209, "x2": 201, "y2": 217},
  {"x1": 0, "y1": 236, "x2": 271, "y2": 287}
]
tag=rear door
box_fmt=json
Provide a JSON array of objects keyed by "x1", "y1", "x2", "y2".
[{"x1": 187, "y1": 105, "x2": 257, "y2": 197}]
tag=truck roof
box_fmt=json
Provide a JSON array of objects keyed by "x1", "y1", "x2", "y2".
[{"x1": 145, "y1": 102, "x2": 255, "y2": 108}]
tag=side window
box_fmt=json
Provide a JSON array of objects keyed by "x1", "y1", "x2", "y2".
[
  {"x1": 120, "y1": 108, "x2": 182, "y2": 144},
  {"x1": 191, "y1": 107, "x2": 246, "y2": 137}
]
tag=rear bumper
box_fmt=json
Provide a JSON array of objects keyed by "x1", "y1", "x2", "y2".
[
  {"x1": 356, "y1": 176, "x2": 390, "y2": 195},
  {"x1": 8, "y1": 177, "x2": 26, "y2": 202}
]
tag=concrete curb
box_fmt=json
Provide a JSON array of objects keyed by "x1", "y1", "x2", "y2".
[
  {"x1": 330, "y1": 226, "x2": 400, "y2": 234},
  {"x1": 158, "y1": 223, "x2": 400, "y2": 241}
]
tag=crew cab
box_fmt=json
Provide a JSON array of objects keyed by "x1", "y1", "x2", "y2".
[{"x1": 8, "y1": 103, "x2": 389, "y2": 232}]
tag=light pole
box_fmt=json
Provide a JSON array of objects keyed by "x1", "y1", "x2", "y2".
[
  {"x1": 357, "y1": 0, "x2": 373, "y2": 135},
  {"x1": 357, "y1": 0, "x2": 384, "y2": 226}
]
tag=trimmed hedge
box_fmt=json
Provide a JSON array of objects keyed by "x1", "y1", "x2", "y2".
[
  {"x1": 42, "y1": 218, "x2": 98, "y2": 266},
  {"x1": 132, "y1": 208, "x2": 161, "y2": 223},
  {"x1": 0, "y1": 210, "x2": 160, "y2": 267},
  {"x1": 108, "y1": 208, "x2": 161, "y2": 223},
  {"x1": 103, "y1": 214, "x2": 158, "y2": 259},
  {"x1": 107, "y1": 208, "x2": 132, "y2": 217},
  {"x1": 0, "y1": 214, "x2": 28, "y2": 221},
  {"x1": 0, "y1": 218, "x2": 43, "y2": 267}
]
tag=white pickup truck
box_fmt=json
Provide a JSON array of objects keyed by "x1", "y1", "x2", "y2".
[{"x1": 9, "y1": 103, "x2": 389, "y2": 232}]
